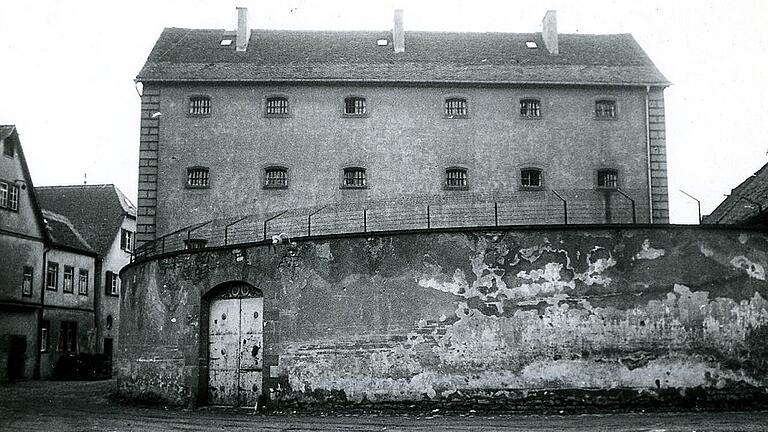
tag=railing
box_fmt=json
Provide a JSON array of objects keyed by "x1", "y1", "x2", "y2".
[{"x1": 132, "y1": 189, "x2": 640, "y2": 262}]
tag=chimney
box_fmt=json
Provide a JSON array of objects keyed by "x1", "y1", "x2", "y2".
[
  {"x1": 236, "y1": 7, "x2": 249, "y2": 52},
  {"x1": 393, "y1": 9, "x2": 405, "y2": 53},
  {"x1": 542, "y1": 10, "x2": 558, "y2": 55}
]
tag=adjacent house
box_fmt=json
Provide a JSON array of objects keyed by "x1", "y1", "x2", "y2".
[
  {"x1": 0, "y1": 125, "x2": 46, "y2": 382},
  {"x1": 36, "y1": 184, "x2": 136, "y2": 371},
  {"x1": 134, "y1": 8, "x2": 670, "y2": 248},
  {"x1": 703, "y1": 162, "x2": 768, "y2": 225}
]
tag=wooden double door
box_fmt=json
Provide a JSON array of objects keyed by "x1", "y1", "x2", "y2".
[{"x1": 208, "y1": 284, "x2": 263, "y2": 406}]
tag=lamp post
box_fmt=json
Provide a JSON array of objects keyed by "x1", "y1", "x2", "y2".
[{"x1": 679, "y1": 190, "x2": 701, "y2": 224}]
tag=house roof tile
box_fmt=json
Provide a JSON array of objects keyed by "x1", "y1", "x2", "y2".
[
  {"x1": 41, "y1": 209, "x2": 95, "y2": 254},
  {"x1": 138, "y1": 29, "x2": 669, "y2": 86},
  {"x1": 36, "y1": 185, "x2": 136, "y2": 256},
  {"x1": 704, "y1": 163, "x2": 768, "y2": 225}
]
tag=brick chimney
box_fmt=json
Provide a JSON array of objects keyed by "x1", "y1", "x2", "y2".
[
  {"x1": 542, "y1": 10, "x2": 558, "y2": 55},
  {"x1": 236, "y1": 7, "x2": 249, "y2": 52},
  {"x1": 393, "y1": 9, "x2": 405, "y2": 53}
]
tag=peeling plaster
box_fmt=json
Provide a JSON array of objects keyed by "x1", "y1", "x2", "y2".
[
  {"x1": 731, "y1": 256, "x2": 766, "y2": 280},
  {"x1": 634, "y1": 239, "x2": 666, "y2": 260}
]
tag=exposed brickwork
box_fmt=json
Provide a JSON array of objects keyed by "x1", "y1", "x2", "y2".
[
  {"x1": 648, "y1": 88, "x2": 669, "y2": 223},
  {"x1": 136, "y1": 87, "x2": 160, "y2": 246}
]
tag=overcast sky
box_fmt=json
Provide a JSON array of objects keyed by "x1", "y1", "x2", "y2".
[{"x1": 1, "y1": 0, "x2": 767, "y2": 224}]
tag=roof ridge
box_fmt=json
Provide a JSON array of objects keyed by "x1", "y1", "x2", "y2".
[{"x1": 37, "y1": 183, "x2": 116, "y2": 189}]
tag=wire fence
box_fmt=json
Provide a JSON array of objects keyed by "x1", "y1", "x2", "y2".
[{"x1": 132, "y1": 188, "x2": 640, "y2": 262}]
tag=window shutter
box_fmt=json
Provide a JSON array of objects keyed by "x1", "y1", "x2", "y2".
[
  {"x1": 120, "y1": 230, "x2": 126, "y2": 249},
  {"x1": 105, "y1": 271, "x2": 113, "y2": 294}
]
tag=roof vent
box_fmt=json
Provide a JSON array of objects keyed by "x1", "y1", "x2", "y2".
[
  {"x1": 377, "y1": 39, "x2": 388, "y2": 46},
  {"x1": 525, "y1": 41, "x2": 538, "y2": 49}
]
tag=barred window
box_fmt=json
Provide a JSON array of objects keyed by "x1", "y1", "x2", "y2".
[
  {"x1": 342, "y1": 167, "x2": 367, "y2": 188},
  {"x1": 188, "y1": 96, "x2": 211, "y2": 116},
  {"x1": 520, "y1": 99, "x2": 541, "y2": 118},
  {"x1": 597, "y1": 169, "x2": 619, "y2": 189},
  {"x1": 186, "y1": 167, "x2": 210, "y2": 188},
  {"x1": 266, "y1": 97, "x2": 289, "y2": 115},
  {"x1": 595, "y1": 100, "x2": 617, "y2": 119},
  {"x1": 444, "y1": 98, "x2": 468, "y2": 117},
  {"x1": 22, "y1": 266, "x2": 33, "y2": 296},
  {"x1": 521, "y1": 168, "x2": 542, "y2": 188},
  {"x1": 185, "y1": 239, "x2": 208, "y2": 250},
  {"x1": 0, "y1": 181, "x2": 20, "y2": 211},
  {"x1": 63, "y1": 266, "x2": 74, "y2": 293},
  {"x1": 78, "y1": 269, "x2": 89, "y2": 295},
  {"x1": 344, "y1": 97, "x2": 366, "y2": 115},
  {"x1": 264, "y1": 167, "x2": 288, "y2": 188},
  {"x1": 445, "y1": 167, "x2": 468, "y2": 188}
]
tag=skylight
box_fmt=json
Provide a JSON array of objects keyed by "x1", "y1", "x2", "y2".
[
  {"x1": 377, "y1": 39, "x2": 388, "y2": 46},
  {"x1": 525, "y1": 41, "x2": 538, "y2": 49},
  {"x1": 221, "y1": 39, "x2": 233, "y2": 46}
]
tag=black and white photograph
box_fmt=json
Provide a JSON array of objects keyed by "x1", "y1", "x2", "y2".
[{"x1": 1, "y1": 1, "x2": 767, "y2": 430}]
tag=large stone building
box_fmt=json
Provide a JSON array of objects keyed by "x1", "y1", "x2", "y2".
[{"x1": 134, "y1": 9, "x2": 670, "y2": 248}]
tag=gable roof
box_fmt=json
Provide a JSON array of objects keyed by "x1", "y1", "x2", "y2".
[
  {"x1": 41, "y1": 209, "x2": 95, "y2": 255},
  {"x1": 137, "y1": 29, "x2": 669, "y2": 86},
  {"x1": 0, "y1": 125, "x2": 49, "y2": 243},
  {"x1": 703, "y1": 163, "x2": 768, "y2": 225},
  {"x1": 36, "y1": 184, "x2": 136, "y2": 256}
]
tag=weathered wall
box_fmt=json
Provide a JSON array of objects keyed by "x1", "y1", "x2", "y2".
[
  {"x1": 137, "y1": 83, "x2": 658, "y2": 241},
  {"x1": 118, "y1": 226, "x2": 768, "y2": 408}
]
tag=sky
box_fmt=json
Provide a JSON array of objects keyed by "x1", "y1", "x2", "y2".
[{"x1": 1, "y1": 0, "x2": 767, "y2": 224}]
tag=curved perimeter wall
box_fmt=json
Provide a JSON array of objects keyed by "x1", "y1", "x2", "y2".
[{"x1": 118, "y1": 226, "x2": 768, "y2": 408}]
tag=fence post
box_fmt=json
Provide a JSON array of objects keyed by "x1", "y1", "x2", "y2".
[
  {"x1": 363, "y1": 209, "x2": 367, "y2": 233},
  {"x1": 224, "y1": 216, "x2": 249, "y2": 246},
  {"x1": 494, "y1": 202, "x2": 498, "y2": 227},
  {"x1": 616, "y1": 189, "x2": 637, "y2": 224},
  {"x1": 161, "y1": 237, "x2": 165, "y2": 254},
  {"x1": 427, "y1": 205, "x2": 431, "y2": 229},
  {"x1": 263, "y1": 210, "x2": 289, "y2": 241},
  {"x1": 552, "y1": 190, "x2": 568, "y2": 225}
]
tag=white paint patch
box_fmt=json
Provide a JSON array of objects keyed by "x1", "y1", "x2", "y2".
[
  {"x1": 730, "y1": 256, "x2": 766, "y2": 280},
  {"x1": 634, "y1": 239, "x2": 665, "y2": 260}
]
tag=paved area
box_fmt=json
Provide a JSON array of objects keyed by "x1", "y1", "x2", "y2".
[{"x1": 1, "y1": 380, "x2": 767, "y2": 431}]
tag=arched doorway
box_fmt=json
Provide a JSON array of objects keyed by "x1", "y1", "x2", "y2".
[{"x1": 207, "y1": 283, "x2": 263, "y2": 406}]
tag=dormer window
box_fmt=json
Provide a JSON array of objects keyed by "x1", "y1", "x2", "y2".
[
  {"x1": 264, "y1": 166, "x2": 289, "y2": 189},
  {"x1": 520, "y1": 99, "x2": 541, "y2": 118},
  {"x1": 595, "y1": 100, "x2": 617, "y2": 119},
  {"x1": 266, "y1": 97, "x2": 289, "y2": 116},
  {"x1": 597, "y1": 169, "x2": 619, "y2": 189},
  {"x1": 444, "y1": 98, "x2": 468, "y2": 118},
  {"x1": 186, "y1": 166, "x2": 210, "y2": 188},
  {"x1": 188, "y1": 96, "x2": 211, "y2": 116},
  {"x1": 445, "y1": 167, "x2": 468, "y2": 189},
  {"x1": 344, "y1": 97, "x2": 366, "y2": 116}
]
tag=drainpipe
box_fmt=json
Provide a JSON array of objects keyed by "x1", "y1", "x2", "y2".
[
  {"x1": 645, "y1": 85, "x2": 654, "y2": 223},
  {"x1": 34, "y1": 246, "x2": 50, "y2": 380}
]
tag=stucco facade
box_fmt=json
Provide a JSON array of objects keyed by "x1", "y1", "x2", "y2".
[
  {"x1": 146, "y1": 84, "x2": 661, "y2": 236},
  {"x1": 118, "y1": 226, "x2": 768, "y2": 408}
]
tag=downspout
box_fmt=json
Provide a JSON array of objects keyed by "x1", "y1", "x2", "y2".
[
  {"x1": 645, "y1": 85, "x2": 654, "y2": 223},
  {"x1": 34, "y1": 246, "x2": 50, "y2": 379}
]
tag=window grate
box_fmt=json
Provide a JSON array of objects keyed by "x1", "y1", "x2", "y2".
[
  {"x1": 445, "y1": 168, "x2": 468, "y2": 188},
  {"x1": 343, "y1": 168, "x2": 367, "y2": 188},
  {"x1": 520, "y1": 99, "x2": 541, "y2": 118},
  {"x1": 189, "y1": 96, "x2": 211, "y2": 116},
  {"x1": 187, "y1": 167, "x2": 210, "y2": 188},
  {"x1": 598, "y1": 169, "x2": 619, "y2": 188},
  {"x1": 266, "y1": 97, "x2": 289, "y2": 115},
  {"x1": 595, "y1": 100, "x2": 617, "y2": 118},
  {"x1": 265, "y1": 167, "x2": 288, "y2": 188},
  {"x1": 444, "y1": 98, "x2": 468, "y2": 117},
  {"x1": 521, "y1": 169, "x2": 542, "y2": 187},
  {"x1": 344, "y1": 97, "x2": 366, "y2": 115}
]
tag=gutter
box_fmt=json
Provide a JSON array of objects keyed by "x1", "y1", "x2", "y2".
[
  {"x1": 645, "y1": 85, "x2": 653, "y2": 223},
  {"x1": 34, "y1": 245, "x2": 50, "y2": 380}
]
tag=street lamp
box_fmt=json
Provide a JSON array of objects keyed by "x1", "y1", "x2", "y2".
[{"x1": 679, "y1": 190, "x2": 701, "y2": 224}]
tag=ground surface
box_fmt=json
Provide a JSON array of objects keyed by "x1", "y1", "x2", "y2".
[{"x1": 1, "y1": 380, "x2": 767, "y2": 431}]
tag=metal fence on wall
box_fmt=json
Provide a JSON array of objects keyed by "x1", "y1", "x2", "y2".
[{"x1": 132, "y1": 188, "x2": 639, "y2": 262}]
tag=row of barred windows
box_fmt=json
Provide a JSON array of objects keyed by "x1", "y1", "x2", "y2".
[
  {"x1": 187, "y1": 96, "x2": 619, "y2": 119},
  {"x1": 186, "y1": 166, "x2": 620, "y2": 190}
]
